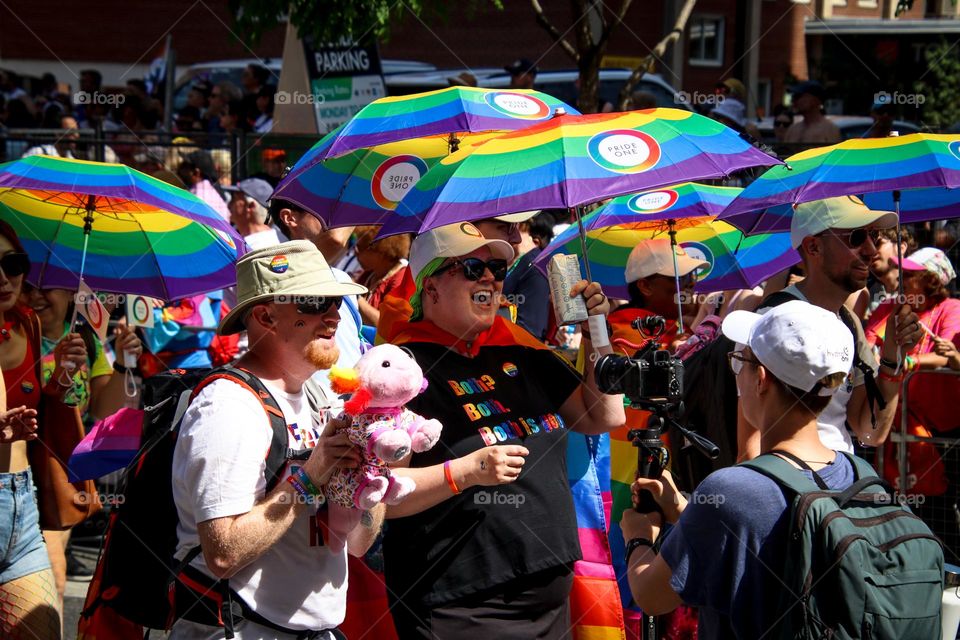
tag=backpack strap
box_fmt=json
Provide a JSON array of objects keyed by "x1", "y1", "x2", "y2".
[
  {"x1": 837, "y1": 305, "x2": 885, "y2": 428},
  {"x1": 740, "y1": 452, "x2": 824, "y2": 496},
  {"x1": 191, "y1": 366, "x2": 307, "y2": 492},
  {"x1": 756, "y1": 289, "x2": 799, "y2": 311}
]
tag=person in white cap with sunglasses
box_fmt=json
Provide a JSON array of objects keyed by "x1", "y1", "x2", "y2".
[
  {"x1": 619, "y1": 300, "x2": 861, "y2": 638},
  {"x1": 743, "y1": 196, "x2": 922, "y2": 458}
]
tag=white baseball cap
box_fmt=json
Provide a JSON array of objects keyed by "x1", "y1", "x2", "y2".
[
  {"x1": 625, "y1": 238, "x2": 709, "y2": 283},
  {"x1": 409, "y1": 222, "x2": 514, "y2": 281},
  {"x1": 790, "y1": 195, "x2": 897, "y2": 249},
  {"x1": 721, "y1": 300, "x2": 854, "y2": 394},
  {"x1": 494, "y1": 210, "x2": 540, "y2": 224}
]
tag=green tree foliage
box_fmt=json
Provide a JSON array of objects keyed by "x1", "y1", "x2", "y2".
[
  {"x1": 914, "y1": 38, "x2": 960, "y2": 130},
  {"x1": 230, "y1": 0, "x2": 498, "y2": 45}
]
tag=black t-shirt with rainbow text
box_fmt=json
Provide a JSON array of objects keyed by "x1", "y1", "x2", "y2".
[{"x1": 383, "y1": 341, "x2": 583, "y2": 607}]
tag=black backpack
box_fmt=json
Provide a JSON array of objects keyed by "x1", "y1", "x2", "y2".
[{"x1": 79, "y1": 365, "x2": 307, "y2": 634}]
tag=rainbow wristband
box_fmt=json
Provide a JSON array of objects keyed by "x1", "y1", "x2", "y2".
[
  {"x1": 443, "y1": 460, "x2": 461, "y2": 495},
  {"x1": 287, "y1": 468, "x2": 325, "y2": 506}
]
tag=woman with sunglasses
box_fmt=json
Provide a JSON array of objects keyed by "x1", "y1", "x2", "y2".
[
  {"x1": 0, "y1": 220, "x2": 66, "y2": 638},
  {"x1": 381, "y1": 222, "x2": 625, "y2": 638}
]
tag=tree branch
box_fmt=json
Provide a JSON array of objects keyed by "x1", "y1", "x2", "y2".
[
  {"x1": 617, "y1": 0, "x2": 698, "y2": 110},
  {"x1": 598, "y1": 0, "x2": 634, "y2": 51},
  {"x1": 530, "y1": 0, "x2": 579, "y2": 61}
]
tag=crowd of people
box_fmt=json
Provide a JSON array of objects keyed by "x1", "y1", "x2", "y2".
[{"x1": 0, "y1": 63, "x2": 958, "y2": 640}]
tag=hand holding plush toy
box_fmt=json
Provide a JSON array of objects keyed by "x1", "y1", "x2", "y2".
[{"x1": 325, "y1": 344, "x2": 442, "y2": 552}]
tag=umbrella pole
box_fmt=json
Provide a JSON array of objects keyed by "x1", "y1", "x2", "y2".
[
  {"x1": 573, "y1": 206, "x2": 610, "y2": 349},
  {"x1": 893, "y1": 189, "x2": 904, "y2": 372},
  {"x1": 668, "y1": 219, "x2": 685, "y2": 334},
  {"x1": 68, "y1": 198, "x2": 96, "y2": 330}
]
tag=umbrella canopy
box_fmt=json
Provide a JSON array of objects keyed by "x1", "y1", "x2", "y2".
[
  {"x1": 380, "y1": 109, "x2": 782, "y2": 237},
  {"x1": 0, "y1": 155, "x2": 245, "y2": 300},
  {"x1": 313, "y1": 86, "x2": 580, "y2": 161},
  {"x1": 533, "y1": 213, "x2": 798, "y2": 299},
  {"x1": 719, "y1": 134, "x2": 960, "y2": 234},
  {"x1": 862, "y1": 187, "x2": 960, "y2": 221},
  {"x1": 569, "y1": 182, "x2": 742, "y2": 226},
  {"x1": 272, "y1": 131, "x2": 500, "y2": 229}
]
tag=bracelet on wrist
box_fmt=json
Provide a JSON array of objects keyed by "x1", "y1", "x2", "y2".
[
  {"x1": 112, "y1": 361, "x2": 136, "y2": 374},
  {"x1": 444, "y1": 460, "x2": 462, "y2": 495},
  {"x1": 287, "y1": 467, "x2": 325, "y2": 506},
  {"x1": 878, "y1": 356, "x2": 900, "y2": 371},
  {"x1": 904, "y1": 355, "x2": 918, "y2": 372},
  {"x1": 877, "y1": 369, "x2": 904, "y2": 384},
  {"x1": 625, "y1": 537, "x2": 655, "y2": 563}
]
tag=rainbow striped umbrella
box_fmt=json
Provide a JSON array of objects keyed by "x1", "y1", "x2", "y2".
[
  {"x1": 273, "y1": 131, "x2": 500, "y2": 229},
  {"x1": 380, "y1": 109, "x2": 782, "y2": 237},
  {"x1": 313, "y1": 87, "x2": 579, "y2": 161},
  {"x1": 719, "y1": 134, "x2": 960, "y2": 234},
  {"x1": 0, "y1": 155, "x2": 245, "y2": 300},
  {"x1": 533, "y1": 212, "x2": 798, "y2": 299}
]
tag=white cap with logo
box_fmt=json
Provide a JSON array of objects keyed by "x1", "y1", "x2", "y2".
[
  {"x1": 721, "y1": 300, "x2": 854, "y2": 394},
  {"x1": 625, "y1": 238, "x2": 709, "y2": 283},
  {"x1": 790, "y1": 195, "x2": 897, "y2": 249},
  {"x1": 409, "y1": 222, "x2": 514, "y2": 281}
]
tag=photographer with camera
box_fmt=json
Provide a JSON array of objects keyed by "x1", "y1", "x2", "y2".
[{"x1": 620, "y1": 301, "x2": 874, "y2": 637}]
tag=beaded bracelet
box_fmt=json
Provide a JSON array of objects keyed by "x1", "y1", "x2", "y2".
[{"x1": 443, "y1": 460, "x2": 461, "y2": 495}]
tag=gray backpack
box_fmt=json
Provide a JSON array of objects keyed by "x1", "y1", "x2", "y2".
[{"x1": 741, "y1": 450, "x2": 944, "y2": 639}]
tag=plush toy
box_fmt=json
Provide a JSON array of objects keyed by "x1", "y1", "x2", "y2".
[{"x1": 324, "y1": 344, "x2": 442, "y2": 552}]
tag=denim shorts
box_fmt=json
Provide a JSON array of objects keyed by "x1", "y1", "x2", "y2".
[{"x1": 0, "y1": 468, "x2": 51, "y2": 583}]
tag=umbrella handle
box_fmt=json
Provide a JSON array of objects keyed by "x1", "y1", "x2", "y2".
[
  {"x1": 668, "y1": 220, "x2": 685, "y2": 335},
  {"x1": 893, "y1": 191, "x2": 903, "y2": 371}
]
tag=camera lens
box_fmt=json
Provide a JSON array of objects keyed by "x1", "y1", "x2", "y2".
[{"x1": 595, "y1": 354, "x2": 630, "y2": 395}]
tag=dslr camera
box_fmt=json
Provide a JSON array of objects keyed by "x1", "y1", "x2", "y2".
[{"x1": 594, "y1": 315, "x2": 683, "y2": 407}]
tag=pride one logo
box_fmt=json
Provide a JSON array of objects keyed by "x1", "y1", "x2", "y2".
[
  {"x1": 485, "y1": 92, "x2": 550, "y2": 119},
  {"x1": 588, "y1": 130, "x2": 661, "y2": 174},
  {"x1": 627, "y1": 189, "x2": 679, "y2": 214},
  {"x1": 371, "y1": 155, "x2": 429, "y2": 210}
]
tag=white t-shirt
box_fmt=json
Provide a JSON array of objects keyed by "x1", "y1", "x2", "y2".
[
  {"x1": 771, "y1": 285, "x2": 863, "y2": 453},
  {"x1": 311, "y1": 268, "x2": 363, "y2": 393},
  {"x1": 171, "y1": 378, "x2": 347, "y2": 632},
  {"x1": 243, "y1": 227, "x2": 283, "y2": 251}
]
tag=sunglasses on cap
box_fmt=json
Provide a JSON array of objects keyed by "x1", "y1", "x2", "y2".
[
  {"x1": 434, "y1": 258, "x2": 508, "y2": 282},
  {"x1": 820, "y1": 227, "x2": 883, "y2": 249},
  {"x1": 0, "y1": 252, "x2": 30, "y2": 277},
  {"x1": 275, "y1": 296, "x2": 343, "y2": 314}
]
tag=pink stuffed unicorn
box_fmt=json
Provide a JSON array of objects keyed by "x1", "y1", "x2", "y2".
[{"x1": 324, "y1": 344, "x2": 442, "y2": 552}]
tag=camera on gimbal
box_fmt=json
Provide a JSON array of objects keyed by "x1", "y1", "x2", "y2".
[
  {"x1": 594, "y1": 316, "x2": 683, "y2": 407},
  {"x1": 593, "y1": 315, "x2": 717, "y2": 514}
]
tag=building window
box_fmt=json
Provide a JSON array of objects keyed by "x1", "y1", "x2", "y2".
[{"x1": 688, "y1": 16, "x2": 724, "y2": 67}]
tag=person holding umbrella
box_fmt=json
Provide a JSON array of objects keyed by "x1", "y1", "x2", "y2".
[
  {"x1": 745, "y1": 196, "x2": 922, "y2": 458},
  {"x1": 382, "y1": 222, "x2": 624, "y2": 638}
]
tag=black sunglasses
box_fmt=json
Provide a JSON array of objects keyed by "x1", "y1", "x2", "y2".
[
  {"x1": 434, "y1": 258, "x2": 508, "y2": 282},
  {"x1": 292, "y1": 297, "x2": 343, "y2": 315},
  {"x1": 0, "y1": 252, "x2": 30, "y2": 277},
  {"x1": 821, "y1": 227, "x2": 883, "y2": 249},
  {"x1": 774, "y1": 120, "x2": 791, "y2": 128}
]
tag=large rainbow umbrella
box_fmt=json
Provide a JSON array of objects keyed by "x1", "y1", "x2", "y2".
[
  {"x1": 533, "y1": 213, "x2": 798, "y2": 300},
  {"x1": 312, "y1": 86, "x2": 579, "y2": 162},
  {"x1": 272, "y1": 131, "x2": 500, "y2": 229},
  {"x1": 380, "y1": 109, "x2": 782, "y2": 238},
  {"x1": 0, "y1": 155, "x2": 245, "y2": 300},
  {"x1": 719, "y1": 134, "x2": 960, "y2": 234}
]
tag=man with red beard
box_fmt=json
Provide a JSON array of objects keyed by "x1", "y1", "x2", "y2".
[{"x1": 170, "y1": 241, "x2": 382, "y2": 639}]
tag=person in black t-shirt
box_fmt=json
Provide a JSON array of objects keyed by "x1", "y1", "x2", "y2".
[{"x1": 383, "y1": 222, "x2": 625, "y2": 639}]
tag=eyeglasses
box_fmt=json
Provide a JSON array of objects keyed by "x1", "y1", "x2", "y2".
[
  {"x1": 821, "y1": 227, "x2": 883, "y2": 249},
  {"x1": 0, "y1": 252, "x2": 30, "y2": 277},
  {"x1": 727, "y1": 351, "x2": 761, "y2": 376},
  {"x1": 774, "y1": 120, "x2": 792, "y2": 128},
  {"x1": 434, "y1": 258, "x2": 508, "y2": 282},
  {"x1": 291, "y1": 297, "x2": 343, "y2": 315}
]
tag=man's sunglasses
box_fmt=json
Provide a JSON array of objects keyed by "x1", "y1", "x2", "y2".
[
  {"x1": 0, "y1": 252, "x2": 30, "y2": 277},
  {"x1": 820, "y1": 227, "x2": 883, "y2": 248},
  {"x1": 434, "y1": 258, "x2": 508, "y2": 282},
  {"x1": 774, "y1": 120, "x2": 792, "y2": 128},
  {"x1": 290, "y1": 297, "x2": 343, "y2": 314}
]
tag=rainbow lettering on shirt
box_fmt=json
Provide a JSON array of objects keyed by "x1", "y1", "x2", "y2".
[
  {"x1": 462, "y1": 399, "x2": 511, "y2": 421},
  {"x1": 447, "y1": 375, "x2": 496, "y2": 396},
  {"x1": 477, "y1": 412, "x2": 566, "y2": 444}
]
